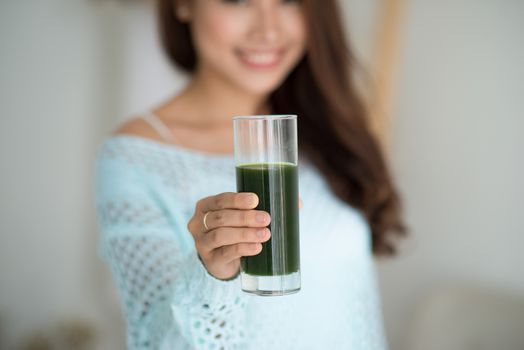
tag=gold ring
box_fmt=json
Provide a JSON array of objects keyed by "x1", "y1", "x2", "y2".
[{"x1": 202, "y1": 211, "x2": 211, "y2": 232}]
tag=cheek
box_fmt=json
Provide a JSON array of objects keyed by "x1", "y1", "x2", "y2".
[
  {"x1": 192, "y1": 9, "x2": 247, "y2": 59},
  {"x1": 285, "y1": 13, "x2": 307, "y2": 53}
]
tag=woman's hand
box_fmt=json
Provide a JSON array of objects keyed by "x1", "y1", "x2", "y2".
[{"x1": 188, "y1": 192, "x2": 304, "y2": 280}]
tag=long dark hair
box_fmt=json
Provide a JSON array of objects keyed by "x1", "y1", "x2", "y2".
[{"x1": 157, "y1": 0, "x2": 407, "y2": 256}]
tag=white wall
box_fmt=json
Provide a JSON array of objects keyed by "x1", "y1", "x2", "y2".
[
  {"x1": 104, "y1": 0, "x2": 187, "y2": 122},
  {"x1": 0, "y1": 0, "x2": 122, "y2": 348},
  {"x1": 378, "y1": 1, "x2": 524, "y2": 349}
]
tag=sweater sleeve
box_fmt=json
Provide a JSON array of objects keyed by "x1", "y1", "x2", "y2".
[{"x1": 95, "y1": 146, "x2": 249, "y2": 349}]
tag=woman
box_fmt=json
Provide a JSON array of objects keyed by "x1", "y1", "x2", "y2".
[{"x1": 95, "y1": 0, "x2": 406, "y2": 349}]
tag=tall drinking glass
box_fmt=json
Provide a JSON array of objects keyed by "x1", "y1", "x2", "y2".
[{"x1": 233, "y1": 115, "x2": 301, "y2": 296}]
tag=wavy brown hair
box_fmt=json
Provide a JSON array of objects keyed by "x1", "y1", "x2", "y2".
[{"x1": 157, "y1": 0, "x2": 407, "y2": 256}]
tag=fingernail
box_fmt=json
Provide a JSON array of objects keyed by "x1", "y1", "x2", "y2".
[
  {"x1": 256, "y1": 229, "x2": 266, "y2": 238},
  {"x1": 256, "y1": 212, "x2": 267, "y2": 223}
]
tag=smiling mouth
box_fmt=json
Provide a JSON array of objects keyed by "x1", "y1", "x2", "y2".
[{"x1": 236, "y1": 49, "x2": 285, "y2": 69}]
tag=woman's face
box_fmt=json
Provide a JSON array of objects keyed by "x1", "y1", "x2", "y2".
[{"x1": 184, "y1": 0, "x2": 307, "y2": 96}]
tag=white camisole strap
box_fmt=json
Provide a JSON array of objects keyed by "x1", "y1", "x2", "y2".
[{"x1": 141, "y1": 111, "x2": 177, "y2": 143}]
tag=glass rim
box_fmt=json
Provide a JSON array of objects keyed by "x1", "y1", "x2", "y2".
[{"x1": 232, "y1": 114, "x2": 297, "y2": 121}]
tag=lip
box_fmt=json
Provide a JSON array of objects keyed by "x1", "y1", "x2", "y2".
[{"x1": 236, "y1": 48, "x2": 285, "y2": 70}]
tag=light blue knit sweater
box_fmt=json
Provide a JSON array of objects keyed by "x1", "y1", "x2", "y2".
[{"x1": 95, "y1": 135, "x2": 388, "y2": 350}]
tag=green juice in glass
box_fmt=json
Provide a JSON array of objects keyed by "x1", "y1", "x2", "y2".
[{"x1": 236, "y1": 162, "x2": 300, "y2": 276}]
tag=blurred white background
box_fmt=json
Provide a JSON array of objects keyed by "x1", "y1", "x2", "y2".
[{"x1": 0, "y1": 0, "x2": 522, "y2": 349}]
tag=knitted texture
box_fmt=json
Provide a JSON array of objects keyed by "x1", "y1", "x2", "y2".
[{"x1": 95, "y1": 135, "x2": 388, "y2": 350}]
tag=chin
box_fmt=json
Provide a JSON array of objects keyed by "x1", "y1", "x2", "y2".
[
  {"x1": 242, "y1": 84, "x2": 279, "y2": 96},
  {"x1": 236, "y1": 76, "x2": 286, "y2": 97}
]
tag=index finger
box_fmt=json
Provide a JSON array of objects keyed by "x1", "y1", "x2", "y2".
[{"x1": 197, "y1": 192, "x2": 259, "y2": 213}]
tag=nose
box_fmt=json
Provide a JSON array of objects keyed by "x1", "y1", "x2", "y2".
[{"x1": 250, "y1": 3, "x2": 280, "y2": 44}]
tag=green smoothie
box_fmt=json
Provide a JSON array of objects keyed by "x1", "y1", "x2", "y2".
[{"x1": 236, "y1": 162, "x2": 300, "y2": 276}]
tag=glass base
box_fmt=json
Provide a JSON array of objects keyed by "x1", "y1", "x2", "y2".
[{"x1": 240, "y1": 271, "x2": 300, "y2": 296}]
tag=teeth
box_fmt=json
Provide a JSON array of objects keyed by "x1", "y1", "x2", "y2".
[{"x1": 243, "y1": 52, "x2": 278, "y2": 65}]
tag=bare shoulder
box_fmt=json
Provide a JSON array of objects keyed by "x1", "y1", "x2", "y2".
[{"x1": 112, "y1": 116, "x2": 160, "y2": 141}]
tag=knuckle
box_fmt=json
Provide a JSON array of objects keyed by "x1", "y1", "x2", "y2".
[
  {"x1": 195, "y1": 199, "x2": 203, "y2": 211},
  {"x1": 241, "y1": 228, "x2": 251, "y2": 241},
  {"x1": 227, "y1": 192, "x2": 237, "y2": 204},
  {"x1": 214, "y1": 195, "x2": 224, "y2": 209},
  {"x1": 187, "y1": 218, "x2": 195, "y2": 233},
  {"x1": 211, "y1": 229, "x2": 221, "y2": 246},
  {"x1": 215, "y1": 211, "x2": 226, "y2": 226},
  {"x1": 242, "y1": 211, "x2": 251, "y2": 226}
]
